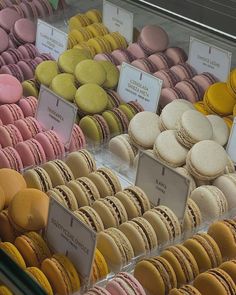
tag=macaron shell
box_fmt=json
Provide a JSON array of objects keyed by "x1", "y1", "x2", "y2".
[
  {"x1": 220, "y1": 260, "x2": 236, "y2": 284},
  {"x1": 26, "y1": 267, "x2": 53, "y2": 295},
  {"x1": 0, "y1": 242, "x2": 26, "y2": 268},
  {"x1": 0, "y1": 74, "x2": 22, "y2": 104}
]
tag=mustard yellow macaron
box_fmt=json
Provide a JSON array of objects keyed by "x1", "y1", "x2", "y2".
[
  {"x1": 227, "y1": 68, "x2": 236, "y2": 98},
  {"x1": 194, "y1": 101, "x2": 210, "y2": 115}
]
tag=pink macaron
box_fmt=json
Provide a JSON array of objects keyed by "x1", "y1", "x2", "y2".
[
  {"x1": 138, "y1": 25, "x2": 169, "y2": 54},
  {"x1": 0, "y1": 146, "x2": 23, "y2": 171},
  {"x1": 0, "y1": 74, "x2": 23, "y2": 104},
  {"x1": 165, "y1": 47, "x2": 188, "y2": 65},
  {"x1": 148, "y1": 52, "x2": 173, "y2": 70},
  {"x1": 85, "y1": 286, "x2": 111, "y2": 295},
  {"x1": 131, "y1": 57, "x2": 157, "y2": 73},
  {"x1": 17, "y1": 60, "x2": 34, "y2": 80},
  {"x1": 18, "y1": 96, "x2": 38, "y2": 117},
  {"x1": 15, "y1": 138, "x2": 46, "y2": 168},
  {"x1": 94, "y1": 53, "x2": 119, "y2": 65},
  {"x1": 159, "y1": 87, "x2": 187, "y2": 109},
  {"x1": 0, "y1": 64, "x2": 25, "y2": 82},
  {"x1": 0, "y1": 7, "x2": 21, "y2": 32},
  {"x1": 111, "y1": 49, "x2": 135, "y2": 65},
  {"x1": 0, "y1": 28, "x2": 9, "y2": 53},
  {"x1": 127, "y1": 42, "x2": 147, "y2": 59},
  {"x1": 12, "y1": 18, "x2": 36, "y2": 44},
  {"x1": 35, "y1": 130, "x2": 65, "y2": 161},
  {"x1": 153, "y1": 68, "x2": 180, "y2": 88},
  {"x1": 0, "y1": 124, "x2": 23, "y2": 148},
  {"x1": 14, "y1": 117, "x2": 42, "y2": 140},
  {"x1": 0, "y1": 104, "x2": 24, "y2": 125},
  {"x1": 171, "y1": 63, "x2": 197, "y2": 80},
  {"x1": 175, "y1": 79, "x2": 202, "y2": 103},
  {"x1": 68, "y1": 124, "x2": 86, "y2": 153},
  {"x1": 192, "y1": 72, "x2": 218, "y2": 93},
  {"x1": 106, "y1": 272, "x2": 146, "y2": 295}
]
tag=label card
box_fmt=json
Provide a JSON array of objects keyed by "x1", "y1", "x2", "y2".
[
  {"x1": 103, "y1": 0, "x2": 134, "y2": 43},
  {"x1": 117, "y1": 63, "x2": 163, "y2": 113},
  {"x1": 135, "y1": 151, "x2": 190, "y2": 220},
  {"x1": 226, "y1": 117, "x2": 236, "y2": 164},
  {"x1": 45, "y1": 197, "x2": 97, "y2": 286},
  {"x1": 36, "y1": 19, "x2": 68, "y2": 60},
  {"x1": 35, "y1": 85, "x2": 77, "y2": 146},
  {"x1": 188, "y1": 37, "x2": 232, "y2": 81}
]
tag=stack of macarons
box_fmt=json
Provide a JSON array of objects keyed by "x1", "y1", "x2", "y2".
[{"x1": 68, "y1": 9, "x2": 102, "y2": 31}]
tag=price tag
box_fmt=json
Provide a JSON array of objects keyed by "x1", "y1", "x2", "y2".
[
  {"x1": 135, "y1": 151, "x2": 190, "y2": 220},
  {"x1": 35, "y1": 86, "x2": 77, "y2": 146},
  {"x1": 45, "y1": 197, "x2": 97, "y2": 286},
  {"x1": 36, "y1": 19, "x2": 68, "y2": 60},
  {"x1": 188, "y1": 37, "x2": 232, "y2": 81},
  {"x1": 226, "y1": 117, "x2": 236, "y2": 164},
  {"x1": 49, "y1": 0, "x2": 59, "y2": 9},
  {"x1": 103, "y1": 0, "x2": 133, "y2": 43},
  {"x1": 117, "y1": 63, "x2": 162, "y2": 113}
]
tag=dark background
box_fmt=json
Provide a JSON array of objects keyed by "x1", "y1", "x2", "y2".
[{"x1": 132, "y1": 0, "x2": 236, "y2": 38}]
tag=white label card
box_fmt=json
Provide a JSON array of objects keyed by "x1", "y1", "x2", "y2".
[
  {"x1": 118, "y1": 63, "x2": 162, "y2": 113},
  {"x1": 103, "y1": 0, "x2": 133, "y2": 43},
  {"x1": 45, "y1": 197, "x2": 97, "y2": 286},
  {"x1": 188, "y1": 37, "x2": 232, "y2": 81},
  {"x1": 135, "y1": 151, "x2": 190, "y2": 220},
  {"x1": 35, "y1": 85, "x2": 77, "y2": 146},
  {"x1": 36, "y1": 19, "x2": 68, "y2": 60},
  {"x1": 226, "y1": 117, "x2": 236, "y2": 164}
]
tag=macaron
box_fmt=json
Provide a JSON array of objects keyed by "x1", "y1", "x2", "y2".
[
  {"x1": 161, "y1": 245, "x2": 199, "y2": 286},
  {"x1": 22, "y1": 80, "x2": 39, "y2": 98},
  {"x1": 127, "y1": 42, "x2": 147, "y2": 59},
  {"x1": 102, "y1": 108, "x2": 129, "y2": 136},
  {"x1": 213, "y1": 173, "x2": 236, "y2": 210},
  {"x1": 91, "y1": 248, "x2": 108, "y2": 283},
  {"x1": 84, "y1": 286, "x2": 111, "y2": 295},
  {"x1": 175, "y1": 79, "x2": 202, "y2": 103},
  {"x1": 207, "y1": 114, "x2": 229, "y2": 146},
  {"x1": 50, "y1": 73, "x2": 77, "y2": 102},
  {"x1": 35, "y1": 130, "x2": 65, "y2": 161},
  {"x1": 15, "y1": 139, "x2": 46, "y2": 168},
  {"x1": 193, "y1": 268, "x2": 236, "y2": 295},
  {"x1": 193, "y1": 72, "x2": 218, "y2": 93},
  {"x1": 115, "y1": 186, "x2": 151, "y2": 219},
  {"x1": 58, "y1": 48, "x2": 90, "y2": 74},
  {"x1": 0, "y1": 74, "x2": 22, "y2": 104},
  {"x1": 148, "y1": 52, "x2": 173, "y2": 69},
  {"x1": 85, "y1": 9, "x2": 102, "y2": 23},
  {"x1": 73, "y1": 206, "x2": 104, "y2": 232},
  {"x1": 108, "y1": 134, "x2": 138, "y2": 166},
  {"x1": 176, "y1": 109, "x2": 213, "y2": 149},
  {"x1": 194, "y1": 101, "x2": 210, "y2": 115},
  {"x1": 0, "y1": 286, "x2": 13, "y2": 295},
  {"x1": 41, "y1": 254, "x2": 81, "y2": 295},
  {"x1": 68, "y1": 124, "x2": 86, "y2": 153},
  {"x1": 0, "y1": 147, "x2": 23, "y2": 172},
  {"x1": 35, "y1": 61, "x2": 60, "y2": 87},
  {"x1": 65, "y1": 149, "x2": 96, "y2": 179},
  {"x1": 153, "y1": 69, "x2": 180, "y2": 88},
  {"x1": 0, "y1": 186, "x2": 5, "y2": 211},
  {"x1": 0, "y1": 104, "x2": 24, "y2": 125},
  {"x1": 69, "y1": 176, "x2": 100, "y2": 207},
  {"x1": 0, "y1": 168, "x2": 26, "y2": 207},
  {"x1": 118, "y1": 101, "x2": 144, "y2": 121},
  {"x1": 92, "y1": 196, "x2": 128, "y2": 228},
  {"x1": 0, "y1": 28, "x2": 9, "y2": 53},
  {"x1": 0, "y1": 242, "x2": 26, "y2": 268},
  {"x1": 47, "y1": 185, "x2": 78, "y2": 211},
  {"x1": 208, "y1": 219, "x2": 236, "y2": 260},
  {"x1": 134, "y1": 256, "x2": 177, "y2": 295},
  {"x1": 128, "y1": 111, "x2": 161, "y2": 149},
  {"x1": 98, "y1": 60, "x2": 119, "y2": 89},
  {"x1": 0, "y1": 124, "x2": 23, "y2": 148},
  {"x1": 186, "y1": 140, "x2": 228, "y2": 181},
  {"x1": 75, "y1": 83, "x2": 108, "y2": 115},
  {"x1": 14, "y1": 117, "x2": 42, "y2": 140},
  {"x1": 138, "y1": 25, "x2": 169, "y2": 54},
  {"x1": 8, "y1": 188, "x2": 49, "y2": 232},
  {"x1": 18, "y1": 95, "x2": 37, "y2": 117},
  {"x1": 227, "y1": 68, "x2": 236, "y2": 97},
  {"x1": 183, "y1": 233, "x2": 222, "y2": 272},
  {"x1": 203, "y1": 82, "x2": 236, "y2": 116},
  {"x1": 14, "y1": 231, "x2": 51, "y2": 267},
  {"x1": 154, "y1": 130, "x2": 188, "y2": 167},
  {"x1": 190, "y1": 185, "x2": 228, "y2": 222},
  {"x1": 131, "y1": 57, "x2": 158, "y2": 73},
  {"x1": 220, "y1": 260, "x2": 236, "y2": 284},
  {"x1": 171, "y1": 63, "x2": 196, "y2": 80},
  {"x1": 182, "y1": 198, "x2": 202, "y2": 235},
  {"x1": 111, "y1": 49, "x2": 134, "y2": 64},
  {"x1": 26, "y1": 267, "x2": 53, "y2": 295},
  {"x1": 169, "y1": 285, "x2": 201, "y2": 295},
  {"x1": 0, "y1": 209, "x2": 20, "y2": 243},
  {"x1": 88, "y1": 167, "x2": 122, "y2": 198},
  {"x1": 159, "y1": 87, "x2": 187, "y2": 110},
  {"x1": 42, "y1": 160, "x2": 74, "y2": 187},
  {"x1": 106, "y1": 272, "x2": 146, "y2": 295},
  {"x1": 79, "y1": 114, "x2": 110, "y2": 144},
  {"x1": 143, "y1": 205, "x2": 181, "y2": 245},
  {"x1": 97, "y1": 227, "x2": 134, "y2": 271},
  {"x1": 165, "y1": 47, "x2": 188, "y2": 65},
  {"x1": 12, "y1": 18, "x2": 36, "y2": 44},
  {"x1": 120, "y1": 217, "x2": 158, "y2": 256},
  {"x1": 0, "y1": 7, "x2": 21, "y2": 32},
  {"x1": 24, "y1": 166, "x2": 53, "y2": 193}
]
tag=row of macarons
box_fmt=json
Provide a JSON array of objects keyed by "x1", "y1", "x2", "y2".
[
  {"x1": 0, "y1": 124, "x2": 86, "y2": 171},
  {"x1": 132, "y1": 218, "x2": 236, "y2": 295}
]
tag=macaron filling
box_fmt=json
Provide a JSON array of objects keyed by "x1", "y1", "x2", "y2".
[
  {"x1": 54, "y1": 160, "x2": 73, "y2": 183},
  {"x1": 34, "y1": 167, "x2": 51, "y2": 192},
  {"x1": 208, "y1": 269, "x2": 235, "y2": 294},
  {"x1": 96, "y1": 170, "x2": 116, "y2": 194}
]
